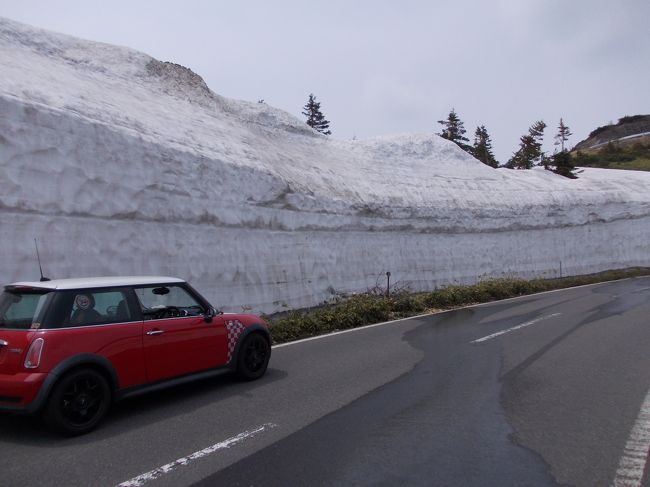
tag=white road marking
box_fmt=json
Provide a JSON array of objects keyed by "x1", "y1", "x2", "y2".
[
  {"x1": 612, "y1": 387, "x2": 650, "y2": 487},
  {"x1": 116, "y1": 423, "x2": 277, "y2": 487},
  {"x1": 471, "y1": 313, "x2": 562, "y2": 344}
]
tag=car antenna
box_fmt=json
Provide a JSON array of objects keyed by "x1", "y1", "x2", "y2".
[{"x1": 34, "y1": 239, "x2": 51, "y2": 282}]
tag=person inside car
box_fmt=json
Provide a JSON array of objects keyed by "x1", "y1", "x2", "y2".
[{"x1": 70, "y1": 294, "x2": 102, "y2": 325}]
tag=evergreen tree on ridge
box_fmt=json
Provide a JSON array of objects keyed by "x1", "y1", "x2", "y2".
[
  {"x1": 302, "y1": 93, "x2": 332, "y2": 135},
  {"x1": 471, "y1": 125, "x2": 499, "y2": 168},
  {"x1": 437, "y1": 108, "x2": 471, "y2": 152}
]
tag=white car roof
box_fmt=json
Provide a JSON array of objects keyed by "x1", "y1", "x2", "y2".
[{"x1": 7, "y1": 276, "x2": 185, "y2": 290}]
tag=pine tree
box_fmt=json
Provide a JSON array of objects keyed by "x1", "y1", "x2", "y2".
[
  {"x1": 302, "y1": 93, "x2": 331, "y2": 135},
  {"x1": 554, "y1": 118, "x2": 572, "y2": 153},
  {"x1": 549, "y1": 118, "x2": 576, "y2": 178},
  {"x1": 506, "y1": 120, "x2": 546, "y2": 169},
  {"x1": 550, "y1": 151, "x2": 577, "y2": 178},
  {"x1": 437, "y1": 108, "x2": 471, "y2": 152},
  {"x1": 471, "y1": 125, "x2": 499, "y2": 168}
]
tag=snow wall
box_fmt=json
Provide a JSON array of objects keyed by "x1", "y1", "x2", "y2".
[{"x1": 2, "y1": 18, "x2": 650, "y2": 313}]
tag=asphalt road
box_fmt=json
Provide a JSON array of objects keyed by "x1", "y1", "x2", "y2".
[{"x1": 1, "y1": 277, "x2": 650, "y2": 487}]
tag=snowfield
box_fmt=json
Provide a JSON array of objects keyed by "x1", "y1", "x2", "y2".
[{"x1": 1, "y1": 17, "x2": 650, "y2": 313}]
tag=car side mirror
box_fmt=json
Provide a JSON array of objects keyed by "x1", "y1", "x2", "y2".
[{"x1": 203, "y1": 307, "x2": 214, "y2": 323}]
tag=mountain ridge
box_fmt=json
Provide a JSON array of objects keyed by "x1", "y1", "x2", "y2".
[{"x1": 574, "y1": 115, "x2": 650, "y2": 151}]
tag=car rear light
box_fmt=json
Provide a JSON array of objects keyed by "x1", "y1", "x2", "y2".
[{"x1": 24, "y1": 338, "x2": 44, "y2": 369}]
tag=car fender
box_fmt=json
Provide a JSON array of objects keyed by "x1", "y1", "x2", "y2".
[
  {"x1": 228, "y1": 324, "x2": 271, "y2": 371},
  {"x1": 26, "y1": 354, "x2": 119, "y2": 413}
]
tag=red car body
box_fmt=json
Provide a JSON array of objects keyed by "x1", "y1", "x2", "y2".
[{"x1": 0, "y1": 276, "x2": 271, "y2": 434}]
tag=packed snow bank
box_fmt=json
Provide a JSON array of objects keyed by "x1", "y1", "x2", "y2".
[{"x1": 1, "y1": 18, "x2": 650, "y2": 313}]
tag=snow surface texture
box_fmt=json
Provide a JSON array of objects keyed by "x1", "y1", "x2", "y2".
[{"x1": 1, "y1": 17, "x2": 650, "y2": 313}]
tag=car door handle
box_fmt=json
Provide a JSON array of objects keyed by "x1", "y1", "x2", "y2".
[{"x1": 146, "y1": 329, "x2": 165, "y2": 336}]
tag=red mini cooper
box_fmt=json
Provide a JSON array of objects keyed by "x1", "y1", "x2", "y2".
[{"x1": 0, "y1": 276, "x2": 271, "y2": 435}]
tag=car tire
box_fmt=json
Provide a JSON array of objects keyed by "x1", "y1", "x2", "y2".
[
  {"x1": 236, "y1": 333, "x2": 271, "y2": 381},
  {"x1": 42, "y1": 368, "x2": 111, "y2": 436}
]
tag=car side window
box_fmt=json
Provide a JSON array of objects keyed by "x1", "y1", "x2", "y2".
[
  {"x1": 65, "y1": 290, "x2": 132, "y2": 327},
  {"x1": 134, "y1": 285, "x2": 205, "y2": 320},
  {"x1": 0, "y1": 290, "x2": 51, "y2": 330}
]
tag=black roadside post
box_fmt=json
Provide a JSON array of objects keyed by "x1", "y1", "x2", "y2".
[{"x1": 386, "y1": 271, "x2": 391, "y2": 298}]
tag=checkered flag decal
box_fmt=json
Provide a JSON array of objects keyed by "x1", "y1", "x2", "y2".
[{"x1": 226, "y1": 319, "x2": 246, "y2": 363}]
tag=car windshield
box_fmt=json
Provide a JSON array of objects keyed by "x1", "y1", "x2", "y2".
[{"x1": 0, "y1": 288, "x2": 52, "y2": 330}]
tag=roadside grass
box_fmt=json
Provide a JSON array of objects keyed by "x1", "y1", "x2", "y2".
[
  {"x1": 603, "y1": 157, "x2": 650, "y2": 171},
  {"x1": 266, "y1": 267, "x2": 650, "y2": 344},
  {"x1": 574, "y1": 142, "x2": 650, "y2": 172}
]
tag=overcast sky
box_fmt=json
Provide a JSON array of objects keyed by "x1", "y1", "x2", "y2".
[{"x1": 1, "y1": 0, "x2": 648, "y2": 162}]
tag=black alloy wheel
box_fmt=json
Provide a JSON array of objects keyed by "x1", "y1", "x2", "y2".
[
  {"x1": 43, "y1": 368, "x2": 111, "y2": 436},
  {"x1": 237, "y1": 333, "x2": 271, "y2": 381}
]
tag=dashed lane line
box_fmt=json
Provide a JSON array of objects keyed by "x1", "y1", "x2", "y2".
[
  {"x1": 470, "y1": 313, "x2": 562, "y2": 344},
  {"x1": 116, "y1": 423, "x2": 277, "y2": 487}
]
